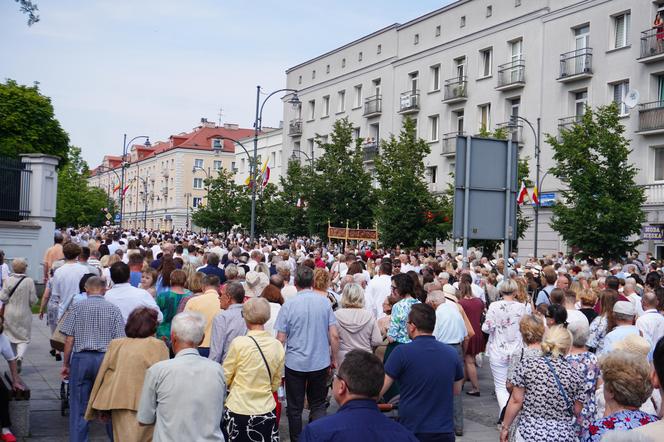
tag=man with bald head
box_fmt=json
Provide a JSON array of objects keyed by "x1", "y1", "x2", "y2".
[{"x1": 637, "y1": 291, "x2": 664, "y2": 351}]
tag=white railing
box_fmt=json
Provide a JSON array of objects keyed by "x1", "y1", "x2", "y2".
[{"x1": 645, "y1": 183, "x2": 664, "y2": 205}]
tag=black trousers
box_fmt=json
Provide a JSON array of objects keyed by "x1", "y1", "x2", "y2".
[{"x1": 284, "y1": 366, "x2": 329, "y2": 442}]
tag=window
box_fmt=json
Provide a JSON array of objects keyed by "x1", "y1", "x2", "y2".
[
  {"x1": 358, "y1": 51, "x2": 363, "y2": 61},
  {"x1": 312, "y1": 70, "x2": 316, "y2": 80},
  {"x1": 429, "y1": 115, "x2": 440, "y2": 141},
  {"x1": 326, "y1": 64, "x2": 330, "y2": 74},
  {"x1": 298, "y1": 75, "x2": 302, "y2": 85},
  {"x1": 658, "y1": 75, "x2": 664, "y2": 103},
  {"x1": 430, "y1": 64, "x2": 441, "y2": 91},
  {"x1": 372, "y1": 78, "x2": 381, "y2": 97},
  {"x1": 414, "y1": 33, "x2": 420, "y2": 45},
  {"x1": 409, "y1": 71, "x2": 419, "y2": 92},
  {"x1": 338, "y1": 90, "x2": 346, "y2": 112},
  {"x1": 308, "y1": 99, "x2": 315, "y2": 120},
  {"x1": 515, "y1": 0, "x2": 521, "y2": 6},
  {"x1": 614, "y1": 12, "x2": 631, "y2": 49},
  {"x1": 194, "y1": 159, "x2": 203, "y2": 169},
  {"x1": 612, "y1": 80, "x2": 630, "y2": 116},
  {"x1": 479, "y1": 104, "x2": 491, "y2": 131},
  {"x1": 454, "y1": 110, "x2": 465, "y2": 133},
  {"x1": 460, "y1": 16, "x2": 466, "y2": 28},
  {"x1": 354, "y1": 85, "x2": 363, "y2": 108},
  {"x1": 271, "y1": 152, "x2": 276, "y2": 166},
  {"x1": 479, "y1": 48, "x2": 492, "y2": 77},
  {"x1": 575, "y1": 90, "x2": 588, "y2": 116},
  {"x1": 322, "y1": 95, "x2": 330, "y2": 117},
  {"x1": 240, "y1": 159, "x2": 246, "y2": 173},
  {"x1": 455, "y1": 57, "x2": 466, "y2": 79},
  {"x1": 213, "y1": 160, "x2": 222, "y2": 171},
  {"x1": 231, "y1": 161, "x2": 236, "y2": 172},
  {"x1": 435, "y1": 25, "x2": 441, "y2": 37},
  {"x1": 656, "y1": 148, "x2": 664, "y2": 181},
  {"x1": 212, "y1": 138, "x2": 222, "y2": 149},
  {"x1": 342, "y1": 58, "x2": 346, "y2": 68},
  {"x1": 377, "y1": 44, "x2": 382, "y2": 54},
  {"x1": 193, "y1": 197, "x2": 203, "y2": 208},
  {"x1": 353, "y1": 127, "x2": 360, "y2": 140},
  {"x1": 427, "y1": 166, "x2": 438, "y2": 184},
  {"x1": 510, "y1": 98, "x2": 521, "y2": 120},
  {"x1": 510, "y1": 39, "x2": 523, "y2": 63},
  {"x1": 486, "y1": 6, "x2": 493, "y2": 17},
  {"x1": 193, "y1": 178, "x2": 203, "y2": 189}
]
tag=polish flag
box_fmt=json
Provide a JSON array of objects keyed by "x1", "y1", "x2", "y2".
[{"x1": 517, "y1": 181, "x2": 529, "y2": 205}]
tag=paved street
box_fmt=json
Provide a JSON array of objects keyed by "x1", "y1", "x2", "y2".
[{"x1": 18, "y1": 315, "x2": 498, "y2": 441}]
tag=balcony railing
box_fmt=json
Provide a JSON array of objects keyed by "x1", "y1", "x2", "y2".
[
  {"x1": 558, "y1": 48, "x2": 593, "y2": 80},
  {"x1": 288, "y1": 118, "x2": 303, "y2": 137},
  {"x1": 363, "y1": 140, "x2": 379, "y2": 162},
  {"x1": 442, "y1": 131, "x2": 465, "y2": 155},
  {"x1": 443, "y1": 77, "x2": 468, "y2": 103},
  {"x1": 558, "y1": 115, "x2": 583, "y2": 131},
  {"x1": 0, "y1": 156, "x2": 31, "y2": 221},
  {"x1": 496, "y1": 122, "x2": 523, "y2": 144},
  {"x1": 399, "y1": 90, "x2": 420, "y2": 113},
  {"x1": 639, "y1": 28, "x2": 664, "y2": 62},
  {"x1": 638, "y1": 100, "x2": 664, "y2": 133},
  {"x1": 497, "y1": 59, "x2": 525, "y2": 90},
  {"x1": 645, "y1": 183, "x2": 664, "y2": 205},
  {"x1": 363, "y1": 95, "x2": 382, "y2": 117}
]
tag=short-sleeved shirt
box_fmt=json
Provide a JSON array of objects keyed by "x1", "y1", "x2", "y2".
[
  {"x1": 274, "y1": 290, "x2": 337, "y2": 372},
  {"x1": 600, "y1": 325, "x2": 643, "y2": 355},
  {"x1": 387, "y1": 298, "x2": 420, "y2": 344},
  {"x1": 384, "y1": 335, "x2": 463, "y2": 434},
  {"x1": 582, "y1": 409, "x2": 659, "y2": 442},
  {"x1": 60, "y1": 295, "x2": 126, "y2": 353}
]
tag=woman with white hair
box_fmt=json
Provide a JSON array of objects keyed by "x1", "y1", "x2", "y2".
[
  {"x1": 482, "y1": 278, "x2": 530, "y2": 414},
  {"x1": 0, "y1": 258, "x2": 37, "y2": 370},
  {"x1": 566, "y1": 320, "x2": 600, "y2": 437},
  {"x1": 334, "y1": 283, "x2": 383, "y2": 366}
]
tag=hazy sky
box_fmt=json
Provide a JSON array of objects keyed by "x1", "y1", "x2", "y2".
[{"x1": 1, "y1": 0, "x2": 454, "y2": 166}]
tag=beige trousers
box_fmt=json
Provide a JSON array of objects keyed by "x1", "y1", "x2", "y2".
[{"x1": 111, "y1": 409, "x2": 154, "y2": 442}]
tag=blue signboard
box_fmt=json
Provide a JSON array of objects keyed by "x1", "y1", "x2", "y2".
[
  {"x1": 642, "y1": 225, "x2": 664, "y2": 241},
  {"x1": 114, "y1": 214, "x2": 121, "y2": 223},
  {"x1": 534, "y1": 192, "x2": 556, "y2": 207}
]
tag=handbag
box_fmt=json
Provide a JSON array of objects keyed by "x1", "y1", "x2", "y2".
[
  {"x1": 0, "y1": 276, "x2": 26, "y2": 318},
  {"x1": 50, "y1": 294, "x2": 75, "y2": 352},
  {"x1": 543, "y1": 356, "x2": 574, "y2": 414}
]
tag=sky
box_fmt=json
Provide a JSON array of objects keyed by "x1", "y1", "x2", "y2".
[{"x1": 1, "y1": 0, "x2": 455, "y2": 166}]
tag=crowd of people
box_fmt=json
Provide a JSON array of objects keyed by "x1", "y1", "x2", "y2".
[{"x1": 1, "y1": 226, "x2": 664, "y2": 441}]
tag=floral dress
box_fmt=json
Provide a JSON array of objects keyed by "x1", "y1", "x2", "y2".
[
  {"x1": 481, "y1": 300, "x2": 529, "y2": 364},
  {"x1": 582, "y1": 410, "x2": 659, "y2": 441},
  {"x1": 587, "y1": 316, "x2": 607, "y2": 353},
  {"x1": 387, "y1": 297, "x2": 420, "y2": 344},
  {"x1": 509, "y1": 356, "x2": 584, "y2": 441},
  {"x1": 566, "y1": 351, "x2": 600, "y2": 436}
]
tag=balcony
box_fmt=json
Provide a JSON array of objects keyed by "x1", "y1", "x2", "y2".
[
  {"x1": 558, "y1": 115, "x2": 583, "y2": 132},
  {"x1": 496, "y1": 59, "x2": 525, "y2": 91},
  {"x1": 637, "y1": 101, "x2": 664, "y2": 135},
  {"x1": 363, "y1": 95, "x2": 382, "y2": 117},
  {"x1": 441, "y1": 131, "x2": 465, "y2": 156},
  {"x1": 639, "y1": 28, "x2": 664, "y2": 63},
  {"x1": 288, "y1": 118, "x2": 303, "y2": 137},
  {"x1": 557, "y1": 48, "x2": 593, "y2": 82},
  {"x1": 645, "y1": 183, "x2": 664, "y2": 206},
  {"x1": 363, "y1": 139, "x2": 379, "y2": 163},
  {"x1": 442, "y1": 77, "x2": 468, "y2": 104},
  {"x1": 496, "y1": 122, "x2": 523, "y2": 144},
  {"x1": 399, "y1": 90, "x2": 420, "y2": 114}
]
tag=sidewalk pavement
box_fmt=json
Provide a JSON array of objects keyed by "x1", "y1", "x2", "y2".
[{"x1": 18, "y1": 316, "x2": 499, "y2": 441}]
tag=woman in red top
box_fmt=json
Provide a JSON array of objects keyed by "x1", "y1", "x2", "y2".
[{"x1": 458, "y1": 281, "x2": 485, "y2": 396}]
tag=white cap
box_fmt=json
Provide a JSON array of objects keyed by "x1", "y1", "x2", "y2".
[{"x1": 613, "y1": 300, "x2": 636, "y2": 316}]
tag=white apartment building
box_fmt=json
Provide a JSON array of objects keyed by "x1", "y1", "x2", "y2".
[
  {"x1": 280, "y1": 0, "x2": 664, "y2": 257},
  {"x1": 233, "y1": 128, "x2": 286, "y2": 187}
]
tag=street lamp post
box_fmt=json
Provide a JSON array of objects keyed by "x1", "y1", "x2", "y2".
[
  {"x1": 119, "y1": 134, "x2": 151, "y2": 228},
  {"x1": 251, "y1": 86, "x2": 300, "y2": 243},
  {"x1": 97, "y1": 165, "x2": 122, "y2": 221},
  {"x1": 290, "y1": 149, "x2": 314, "y2": 167},
  {"x1": 185, "y1": 192, "x2": 192, "y2": 231},
  {"x1": 509, "y1": 116, "x2": 541, "y2": 258}
]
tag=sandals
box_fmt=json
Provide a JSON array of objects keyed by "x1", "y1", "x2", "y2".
[{"x1": 466, "y1": 390, "x2": 480, "y2": 397}]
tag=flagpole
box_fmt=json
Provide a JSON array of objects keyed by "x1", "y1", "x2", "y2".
[{"x1": 534, "y1": 118, "x2": 541, "y2": 260}]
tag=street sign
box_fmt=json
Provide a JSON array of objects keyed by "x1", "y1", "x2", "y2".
[
  {"x1": 114, "y1": 214, "x2": 121, "y2": 223},
  {"x1": 105, "y1": 213, "x2": 112, "y2": 220},
  {"x1": 642, "y1": 225, "x2": 664, "y2": 241},
  {"x1": 105, "y1": 220, "x2": 111, "y2": 226}
]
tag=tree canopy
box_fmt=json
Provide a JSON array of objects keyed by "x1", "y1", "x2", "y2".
[
  {"x1": 0, "y1": 79, "x2": 69, "y2": 165},
  {"x1": 547, "y1": 103, "x2": 645, "y2": 261}
]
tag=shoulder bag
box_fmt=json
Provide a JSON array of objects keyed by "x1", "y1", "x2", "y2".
[
  {"x1": 543, "y1": 356, "x2": 574, "y2": 414},
  {"x1": 248, "y1": 336, "x2": 272, "y2": 384},
  {"x1": 0, "y1": 276, "x2": 26, "y2": 318},
  {"x1": 50, "y1": 293, "x2": 76, "y2": 352}
]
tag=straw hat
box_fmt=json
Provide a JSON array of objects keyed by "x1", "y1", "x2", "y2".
[
  {"x1": 613, "y1": 334, "x2": 651, "y2": 357},
  {"x1": 244, "y1": 271, "x2": 269, "y2": 298}
]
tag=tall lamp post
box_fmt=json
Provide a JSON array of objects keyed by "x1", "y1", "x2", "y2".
[
  {"x1": 119, "y1": 134, "x2": 151, "y2": 228},
  {"x1": 96, "y1": 165, "x2": 122, "y2": 214},
  {"x1": 251, "y1": 86, "x2": 300, "y2": 243},
  {"x1": 184, "y1": 192, "x2": 192, "y2": 231},
  {"x1": 136, "y1": 176, "x2": 155, "y2": 230},
  {"x1": 509, "y1": 116, "x2": 541, "y2": 258},
  {"x1": 192, "y1": 166, "x2": 211, "y2": 192},
  {"x1": 290, "y1": 149, "x2": 314, "y2": 167}
]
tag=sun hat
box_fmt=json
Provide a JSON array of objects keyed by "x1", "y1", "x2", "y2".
[{"x1": 244, "y1": 271, "x2": 269, "y2": 298}]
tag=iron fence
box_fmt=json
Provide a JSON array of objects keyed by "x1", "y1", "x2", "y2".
[{"x1": 0, "y1": 156, "x2": 31, "y2": 221}]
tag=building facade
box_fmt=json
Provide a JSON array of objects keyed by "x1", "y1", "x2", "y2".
[
  {"x1": 89, "y1": 121, "x2": 253, "y2": 231},
  {"x1": 280, "y1": 0, "x2": 664, "y2": 257},
  {"x1": 233, "y1": 128, "x2": 285, "y2": 187}
]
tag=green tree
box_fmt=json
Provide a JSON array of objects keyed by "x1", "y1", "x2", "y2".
[
  {"x1": 547, "y1": 103, "x2": 645, "y2": 261},
  {"x1": 374, "y1": 117, "x2": 451, "y2": 248},
  {"x1": 192, "y1": 168, "x2": 247, "y2": 233},
  {"x1": 270, "y1": 159, "x2": 312, "y2": 237},
  {"x1": 0, "y1": 79, "x2": 69, "y2": 164},
  {"x1": 13, "y1": 1, "x2": 39, "y2": 25},
  {"x1": 56, "y1": 147, "x2": 110, "y2": 227},
  {"x1": 237, "y1": 183, "x2": 281, "y2": 237},
  {"x1": 308, "y1": 118, "x2": 375, "y2": 238}
]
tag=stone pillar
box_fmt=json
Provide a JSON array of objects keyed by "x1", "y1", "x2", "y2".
[{"x1": 20, "y1": 154, "x2": 59, "y2": 221}]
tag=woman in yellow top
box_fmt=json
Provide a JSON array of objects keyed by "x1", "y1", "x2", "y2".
[
  {"x1": 85, "y1": 307, "x2": 169, "y2": 442},
  {"x1": 222, "y1": 297, "x2": 285, "y2": 442}
]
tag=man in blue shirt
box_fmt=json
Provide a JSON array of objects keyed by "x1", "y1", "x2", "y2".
[
  {"x1": 275, "y1": 265, "x2": 340, "y2": 442},
  {"x1": 300, "y1": 349, "x2": 418, "y2": 442},
  {"x1": 381, "y1": 303, "x2": 464, "y2": 442},
  {"x1": 128, "y1": 253, "x2": 144, "y2": 287},
  {"x1": 198, "y1": 253, "x2": 226, "y2": 284}
]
